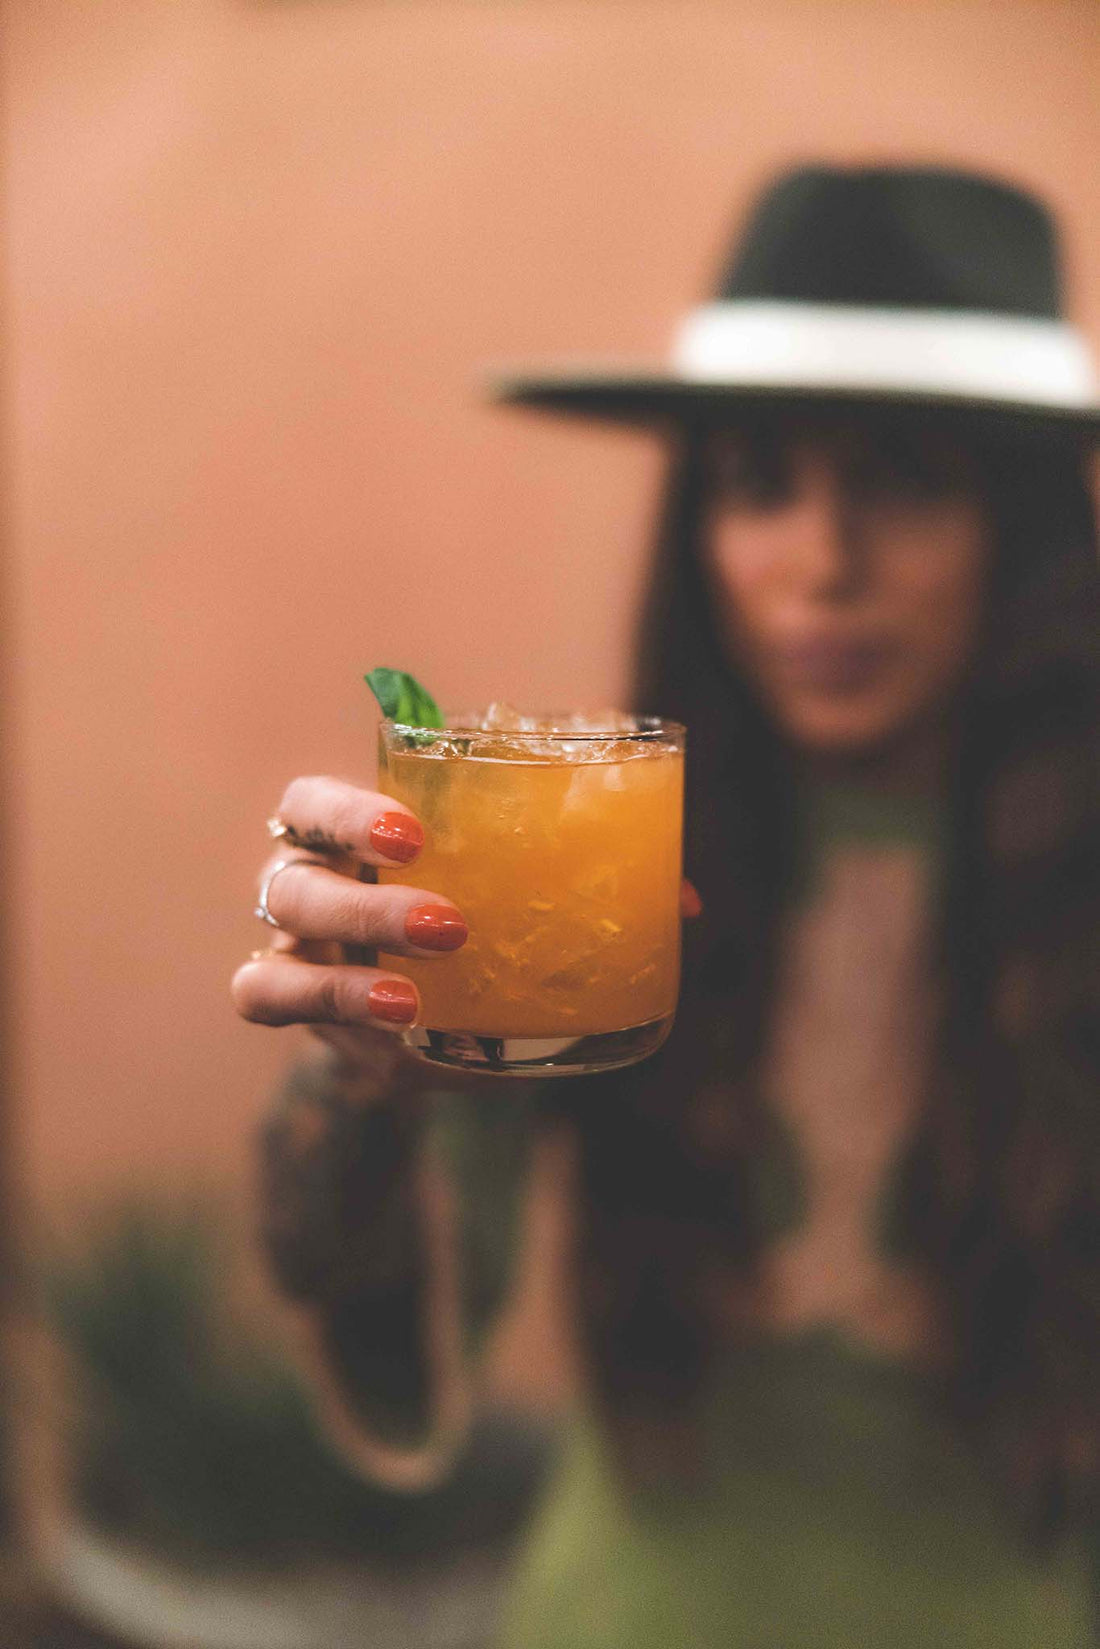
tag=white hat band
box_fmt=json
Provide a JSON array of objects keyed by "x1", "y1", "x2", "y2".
[{"x1": 672, "y1": 301, "x2": 1097, "y2": 409}]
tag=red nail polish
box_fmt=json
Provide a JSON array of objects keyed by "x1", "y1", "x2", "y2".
[
  {"x1": 405, "y1": 904, "x2": 468, "y2": 952},
  {"x1": 680, "y1": 878, "x2": 703, "y2": 919},
  {"x1": 370, "y1": 811, "x2": 424, "y2": 864},
  {"x1": 367, "y1": 979, "x2": 418, "y2": 1024}
]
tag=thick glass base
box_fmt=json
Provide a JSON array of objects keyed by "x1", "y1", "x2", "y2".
[{"x1": 401, "y1": 1013, "x2": 674, "y2": 1078}]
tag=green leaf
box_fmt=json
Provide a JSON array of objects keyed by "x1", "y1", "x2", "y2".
[{"x1": 364, "y1": 668, "x2": 444, "y2": 729}]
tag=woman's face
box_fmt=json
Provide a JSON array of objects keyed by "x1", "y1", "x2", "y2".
[{"x1": 702, "y1": 422, "x2": 993, "y2": 760}]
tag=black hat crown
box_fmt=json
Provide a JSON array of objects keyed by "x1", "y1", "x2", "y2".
[{"x1": 720, "y1": 165, "x2": 1063, "y2": 318}]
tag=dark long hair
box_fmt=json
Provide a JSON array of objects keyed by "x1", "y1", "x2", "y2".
[{"x1": 561, "y1": 417, "x2": 1100, "y2": 1540}]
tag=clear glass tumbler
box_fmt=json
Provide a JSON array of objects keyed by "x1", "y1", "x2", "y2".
[{"x1": 377, "y1": 713, "x2": 685, "y2": 1076}]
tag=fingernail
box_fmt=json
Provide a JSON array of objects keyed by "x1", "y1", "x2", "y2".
[
  {"x1": 405, "y1": 904, "x2": 468, "y2": 951},
  {"x1": 680, "y1": 878, "x2": 703, "y2": 919},
  {"x1": 369, "y1": 811, "x2": 424, "y2": 864},
  {"x1": 367, "y1": 979, "x2": 419, "y2": 1024}
]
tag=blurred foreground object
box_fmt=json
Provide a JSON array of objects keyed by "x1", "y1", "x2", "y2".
[{"x1": 19, "y1": 1198, "x2": 552, "y2": 1649}]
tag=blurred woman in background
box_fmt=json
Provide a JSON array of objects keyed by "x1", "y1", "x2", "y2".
[{"x1": 233, "y1": 167, "x2": 1099, "y2": 1645}]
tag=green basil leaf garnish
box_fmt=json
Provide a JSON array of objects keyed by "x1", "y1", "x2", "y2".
[{"x1": 364, "y1": 668, "x2": 444, "y2": 731}]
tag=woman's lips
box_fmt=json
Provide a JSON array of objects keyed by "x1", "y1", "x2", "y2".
[{"x1": 772, "y1": 635, "x2": 895, "y2": 692}]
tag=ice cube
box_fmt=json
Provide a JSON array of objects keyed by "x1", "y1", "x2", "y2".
[
  {"x1": 573, "y1": 864, "x2": 620, "y2": 902},
  {"x1": 481, "y1": 702, "x2": 540, "y2": 732},
  {"x1": 555, "y1": 708, "x2": 636, "y2": 733}
]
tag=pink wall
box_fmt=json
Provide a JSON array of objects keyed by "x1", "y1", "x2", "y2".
[{"x1": 6, "y1": 0, "x2": 1100, "y2": 1210}]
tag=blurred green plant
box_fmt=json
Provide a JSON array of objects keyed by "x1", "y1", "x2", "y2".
[{"x1": 41, "y1": 1197, "x2": 545, "y2": 1573}]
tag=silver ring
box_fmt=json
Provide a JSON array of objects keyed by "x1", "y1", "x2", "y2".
[{"x1": 254, "y1": 856, "x2": 327, "y2": 929}]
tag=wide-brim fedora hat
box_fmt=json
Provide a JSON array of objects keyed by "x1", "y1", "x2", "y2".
[{"x1": 490, "y1": 165, "x2": 1099, "y2": 438}]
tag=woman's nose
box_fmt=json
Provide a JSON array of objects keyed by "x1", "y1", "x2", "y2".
[{"x1": 790, "y1": 470, "x2": 863, "y2": 598}]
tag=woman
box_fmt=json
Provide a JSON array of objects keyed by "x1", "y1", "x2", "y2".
[{"x1": 233, "y1": 166, "x2": 1099, "y2": 1644}]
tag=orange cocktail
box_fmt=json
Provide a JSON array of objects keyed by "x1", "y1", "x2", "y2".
[{"x1": 377, "y1": 713, "x2": 684, "y2": 1076}]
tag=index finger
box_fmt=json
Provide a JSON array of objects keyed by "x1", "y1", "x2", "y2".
[{"x1": 274, "y1": 775, "x2": 424, "y2": 868}]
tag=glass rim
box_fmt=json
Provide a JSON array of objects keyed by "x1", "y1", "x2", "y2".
[{"x1": 380, "y1": 711, "x2": 685, "y2": 745}]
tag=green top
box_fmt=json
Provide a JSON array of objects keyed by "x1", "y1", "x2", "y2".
[{"x1": 502, "y1": 1330, "x2": 1094, "y2": 1648}]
